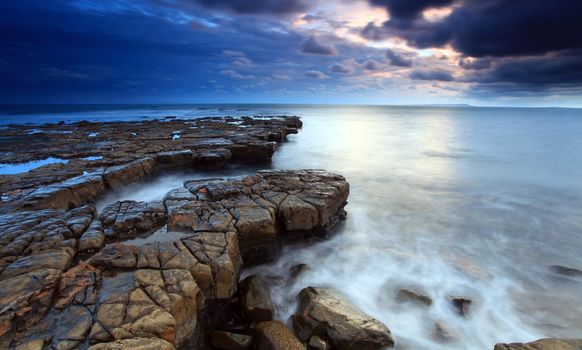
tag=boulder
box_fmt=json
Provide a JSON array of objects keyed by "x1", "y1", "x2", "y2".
[
  {"x1": 494, "y1": 338, "x2": 582, "y2": 350},
  {"x1": 211, "y1": 330, "x2": 253, "y2": 350},
  {"x1": 293, "y1": 287, "x2": 394, "y2": 350},
  {"x1": 240, "y1": 275, "x2": 275, "y2": 323},
  {"x1": 309, "y1": 335, "x2": 329, "y2": 350},
  {"x1": 255, "y1": 321, "x2": 306, "y2": 350}
]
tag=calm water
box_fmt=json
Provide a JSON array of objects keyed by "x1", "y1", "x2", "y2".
[{"x1": 3, "y1": 104, "x2": 582, "y2": 349}]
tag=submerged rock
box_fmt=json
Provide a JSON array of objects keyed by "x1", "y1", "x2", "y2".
[
  {"x1": 293, "y1": 287, "x2": 394, "y2": 350},
  {"x1": 549, "y1": 265, "x2": 582, "y2": 277},
  {"x1": 255, "y1": 321, "x2": 306, "y2": 350},
  {"x1": 449, "y1": 296, "x2": 473, "y2": 317},
  {"x1": 397, "y1": 288, "x2": 433, "y2": 307},
  {"x1": 494, "y1": 338, "x2": 582, "y2": 350}
]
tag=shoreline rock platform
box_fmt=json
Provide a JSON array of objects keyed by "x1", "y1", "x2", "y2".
[{"x1": 0, "y1": 116, "x2": 579, "y2": 349}]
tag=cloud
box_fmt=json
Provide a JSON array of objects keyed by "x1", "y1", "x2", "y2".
[
  {"x1": 40, "y1": 68, "x2": 93, "y2": 81},
  {"x1": 330, "y1": 63, "x2": 353, "y2": 74},
  {"x1": 220, "y1": 69, "x2": 254, "y2": 79},
  {"x1": 231, "y1": 56, "x2": 254, "y2": 68},
  {"x1": 385, "y1": 49, "x2": 413, "y2": 67},
  {"x1": 195, "y1": 0, "x2": 310, "y2": 15},
  {"x1": 369, "y1": 0, "x2": 455, "y2": 20},
  {"x1": 222, "y1": 50, "x2": 245, "y2": 57},
  {"x1": 459, "y1": 57, "x2": 492, "y2": 70},
  {"x1": 305, "y1": 70, "x2": 329, "y2": 79},
  {"x1": 365, "y1": 0, "x2": 582, "y2": 58},
  {"x1": 300, "y1": 35, "x2": 337, "y2": 55},
  {"x1": 410, "y1": 69, "x2": 454, "y2": 81},
  {"x1": 363, "y1": 59, "x2": 382, "y2": 70}
]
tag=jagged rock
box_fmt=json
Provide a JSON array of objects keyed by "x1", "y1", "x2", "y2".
[
  {"x1": 240, "y1": 275, "x2": 275, "y2": 323},
  {"x1": 99, "y1": 200, "x2": 166, "y2": 239},
  {"x1": 79, "y1": 220, "x2": 105, "y2": 252},
  {"x1": 89, "y1": 269, "x2": 201, "y2": 347},
  {"x1": 0, "y1": 166, "x2": 350, "y2": 349},
  {"x1": 293, "y1": 287, "x2": 394, "y2": 350},
  {"x1": 449, "y1": 296, "x2": 472, "y2": 317},
  {"x1": 211, "y1": 330, "x2": 253, "y2": 350},
  {"x1": 397, "y1": 288, "x2": 433, "y2": 307},
  {"x1": 90, "y1": 231, "x2": 240, "y2": 299},
  {"x1": 0, "y1": 116, "x2": 302, "y2": 212},
  {"x1": 494, "y1": 338, "x2": 582, "y2": 350},
  {"x1": 309, "y1": 335, "x2": 329, "y2": 350},
  {"x1": 89, "y1": 337, "x2": 176, "y2": 350},
  {"x1": 166, "y1": 170, "x2": 349, "y2": 265},
  {"x1": 0, "y1": 268, "x2": 61, "y2": 337},
  {"x1": 55, "y1": 262, "x2": 101, "y2": 309},
  {"x1": 255, "y1": 321, "x2": 306, "y2": 350},
  {"x1": 0, "y1": 248, "x2": 74, "y2": 280}
]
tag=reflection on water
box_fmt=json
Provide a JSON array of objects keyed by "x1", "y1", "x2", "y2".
[{"x1": 91, "y1": 105, "x2": 582, "y2": 349}]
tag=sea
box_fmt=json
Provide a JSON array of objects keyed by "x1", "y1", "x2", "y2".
[{"x1": 1, "y1": 104, "x2": 582, "y2": 349}]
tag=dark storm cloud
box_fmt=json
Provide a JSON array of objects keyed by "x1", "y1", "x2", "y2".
[
  {"x1": 195, "y1": 0, "x2": 309, "y2": 15},
  {"x1": 300, "y1": 35, "x2": 337, "y2": 55},
  {"x1": 385, "y1": 49, "x2": 413, "y2": 67},
  {"x1": 369, "y1": 0, "x2": 455, "y2": 20},
  {"x1": 468, "y1": 51, "x2": 582, "y2": 86},
  {"x1": 365, "y1": 0, "x2": 582, "y2": 58},
  {"x1": 366, "y1": 0, "x2": 582, "y2": 94},
  {"x1": 410, "y1": 69, "x2": 454, "y2": 81}
]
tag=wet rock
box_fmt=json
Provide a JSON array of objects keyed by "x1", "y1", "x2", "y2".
[
  {"x1": 0, "y1": 248, "x2": 74, "y2": 279},
  {"x1": 89, "y1": 337, "x2": 176, "y2": 350},
  {"x1": 166, "y1": 170, "x2": 349, "y2": 265},
  {"x1": 79, "y1": 220, "x2": 105, "y2": 252},
  {"x1": 293, "y1": 287, "x2": 394, "y2": 350},
  {"x1": 433, "y1": 320, "x2": 462, "y2": 342},
  {"x1": 90, "y1": 231, "x2": 241, "y2": 299},
  {"x1": 55, "y1": 262, "x2": 101, "y2": 309},
  {"x1": 99, "y1": 200, "x2": 166, "y2": 239},
  {"x1": 449, "y1": 296, "x2": 472, "y2": 317},
  {"x1": 549, "y1": 265, "x2": 582, "y2": 277},
  {"x1": 255, "y1": 321, "x2": 306, "y2": 350},
  {"x1": 240, "y1": 275, "x2": 275, "y2": 323},
  {"x1": 211, "y1": 330, "x2": 253, "y2": 350},
  {"x1": 494, "y1": 338, "x2": 582, "y2": 350},
  {"x1": 0, "y1": 269, "x2": 61, "y2": 337},
  {"x1": 309, "y1": 335, "x2": 329, "y2": 350},
  {"x1": 397, "y1": 288, "x2": 433, "y2": 307}
]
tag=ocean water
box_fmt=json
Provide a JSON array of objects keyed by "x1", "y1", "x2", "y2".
[{"x1": 2, "y1": 104, "x2": 582, "y2": 349}]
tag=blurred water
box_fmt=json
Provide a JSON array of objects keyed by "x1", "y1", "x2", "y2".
[{"x1": 6, "y1": 104, "x2": 582, "y2": 349}]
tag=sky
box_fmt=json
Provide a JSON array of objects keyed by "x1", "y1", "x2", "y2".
[{"x1": 1, "y1": 0, "x2": 581, "y2": 107}]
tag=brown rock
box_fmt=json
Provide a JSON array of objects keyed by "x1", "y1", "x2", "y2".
[
  {"x1": 211, "y1": 330, "x2": 253, "y2": 350},
  {"x1": 240, "y1": 275, "x2": 275, "y2": 323},
  {"x1": 255, "y1": 321, "x2": 306, "y2": 350},
  {"x1": 397, "y1": 288, "x2": 433, "y2": 307},
  {"x1": 293, "y1": 287, "x2": 394, "y2": 350},
  {"x1": 494, "y1": 338, "x2": 582, "y2": 350}
]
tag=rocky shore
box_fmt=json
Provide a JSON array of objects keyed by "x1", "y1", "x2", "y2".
[{"x1": 0, "y1": 117, "x2": 579, "y2": 350}]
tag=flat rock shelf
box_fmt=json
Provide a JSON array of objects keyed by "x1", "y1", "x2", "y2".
[{"x1": 0, "y1": 116, "x2": 353, "y2": 350}]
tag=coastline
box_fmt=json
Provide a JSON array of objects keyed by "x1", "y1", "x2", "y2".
[{"x1": 0, "y1": 116, "x2": 580, "y2": 350}]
